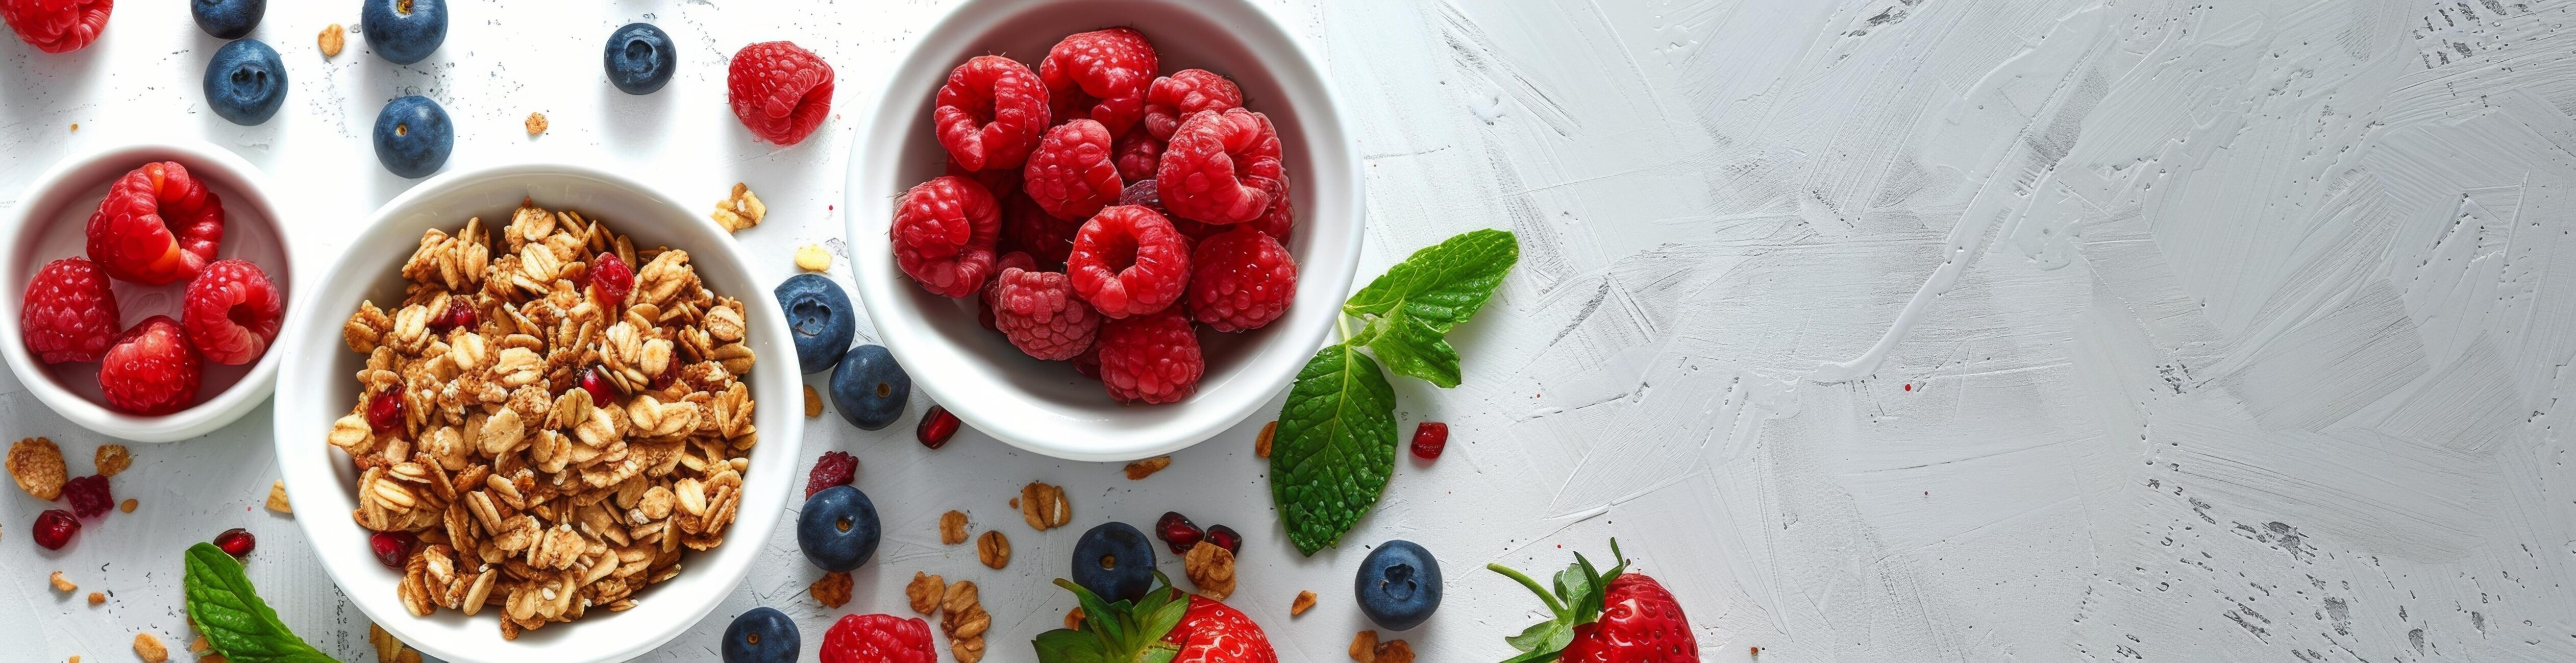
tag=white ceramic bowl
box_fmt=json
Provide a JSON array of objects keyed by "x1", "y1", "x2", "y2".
[
  {"x1": 273, "y1": 164, "x2": 803, "y2": 663},
  {"x1": 0, "y1": 139, "x2": 297, "y2": 443},
  {"x1": 847, "y1": 0, "x2": 1363, "y2": 461}
]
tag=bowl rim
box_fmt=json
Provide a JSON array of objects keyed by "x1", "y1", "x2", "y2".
[
  {"x1": 843, "y1": 0, "x2": 1367, "y2": 461},
  {"x1": 0, "y1": 138, "x2": 298, "y2": 443}
]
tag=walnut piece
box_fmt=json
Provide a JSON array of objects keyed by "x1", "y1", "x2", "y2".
[
  {"x1": 711, "y1": 183, "x2": 766, "y2": 233},
  {"x1": 1350, "y1": 631, "x2": 1413, "y2": 663},
  {"x1": 940, "y1": 510, "x2": 970, "y2": 545},
  {"x1": 1184, "y1": 541, "x2": 1236, "y2": 601},
  {"x1": 906, "y1": 572, "x2": 945, "y2": 615},
  {"x1": 1019, "y1": 481, "x2": 1070, "y2": 530},
  {"x1": 936, "y1": 579, "x2": 990, "y2": 663},
  {"x1": 1292, "y1": 590, "x2": 1317, "y2": 617},
  {"x1": 977, "y1": 530, "x2": 1011, "y2": 569},
  {"x1": 9, "y1": 437, "x2": 67, "y2": 500},
  {"x1": 810, "y1": 571, "x2": 852, "y2": 608},
  {"x1": 1124, "y1": 455, "x2": 1171, "y2": 480},
  {"x1": 318, "y1": 23, "x2": 344, "y2": 57},
  {"x1": 93, "y1": 444, "x2": 130, "y2": 477}
]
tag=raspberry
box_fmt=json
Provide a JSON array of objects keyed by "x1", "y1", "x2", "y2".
[
  {"x1": 916, "y1": 405, "x2": 960, "y2": 450},
  {"x1": 1072, "y1": 341, "x2": 1102, "y2": 380},
  {"x1": 999, "y1": 194, "x2": 1075, "y2": 269},
  {"x1": 86, "y1": 161, "x2": 226, "y2": 285},
  {"x1": 1143, "y1": 69, "x2": 1243, "y2": 141},
  {"x1": 1250, "y1": 187, "x2": 1295, "y2": 245},
  {"x1": 0, "y1": 0, "x2": 111, "y2": 54},
  {"x1": 1094, "y1": 308, "x2": 1201, "y2": 404},
  {"x1": 1067, "y1": 205, "x2": 1190, "y2": 318},
  {"x1": 1157, "y1": 109, "x2": 1282, "y2": 225},
  {"x1": 727, "y1": 41, "x2": 834, "y2": 145},
  {"x1": 891, "y1": 176, "x2": 1001, "y2": 298},
  {"x1": 1410, "y1": 422, "x2": 1449, "y2": 460},
  {"x1": 20, "y1": 257, "x2": 119, "y2": 363},
  {"x1": 1187, "y1": 228, "x2": 1297, "y2": 332},
  {"x1": 1023, "y1": 119, "x2": 1122, "y2": 221},
  {"x1": 97, "y1": 315, "x2": 202, "y2": 415},
  {"x1": 63, "y1": 474, "x2": 110, "y2": 518},
  {"x1": 590, "y1": 252, "x2": 635, "y2": 309},
  {"x1": 934, "y1": 55, "x2": 1049, "y2": 171},
  {"x1": 32, "y1": 509, "x2": 79, "y2": 550},
  {"x1": 1113, "y1": 127, "x2": 1162, "y2": 182},
  {"x1": 370, "y1": 530, "x2": 416, "y2": 569},
  {"x1": 1039, "y1": 27, "x2": 1157, "y2": 136},
  {"x1": 806, "y1": 451, "x2": 857, "y2": 499},
  {"x1": 181, "y1": 259, "x2": 283, "y2": 365},
  {"x1": 1156, "y1": 510, "x2": 1203, "y2": 555},
  {"x1": 947, "y1": 158, "x2": 1020, "y2": 202},
  {"x1": 993, "y1": 266, "x2": 1102, "y2": 360},
  {"x1": 819, "y1": 613, "x2": 938, "y2": 663},
  {"x1": 365, "y1": 388, "x2": 406, "y2": 437},
  {"x1": 214, "y1": 528, "x2": 256, "y2": 556},
  {"x1": 979, "y1": 251, "x2": 1037, "y2": 330}
]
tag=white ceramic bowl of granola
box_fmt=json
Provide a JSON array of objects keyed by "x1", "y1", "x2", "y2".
[
  {"x1": 846, "y1": 0, "x2": 1364, "y2": 461},
  {"x1": 272, "y1": 163, "x2": 803, "y2": 663}
]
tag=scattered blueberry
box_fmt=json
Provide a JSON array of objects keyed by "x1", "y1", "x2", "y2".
[
  {"x1": 191, "y1": 0, "x2": 264, "y2": 39},
  {"x1": 776, "y1": 274, "x2": 854, "y2": 373},
  {"x1": 830, "y1": 345, "x2": 909, "y2": 430},
  {"x1": 360, "y1": 0, "x2": 447, "y2": 65},
  {"x1": 1355, "y1": 539, "x2": 1442, "y2": 631},
  {"x1": 371, "y1": 95, "x2": 453, "y2": 178},
  {"x1": 1070, "y1": 522, "x2": 1157, "y2": 602},
  {"x1": 604, "y1": 22, "x2": 677, "y2": 95},
  {"x1": 796, "y1": 484, "x2": 880, "y2": 572},
  {"x1": 721, "y1": 606, "x2": 800, "y2": 663},
  {"x1": 203, "y1": 39, "x2": 286, "y2": 126}
]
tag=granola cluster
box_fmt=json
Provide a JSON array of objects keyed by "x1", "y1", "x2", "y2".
[{"x1": 330, "y1": 200, "x2": 758, "y2": 639}]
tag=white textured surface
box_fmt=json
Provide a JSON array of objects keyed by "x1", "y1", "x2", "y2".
[{"x1": 7, "y1": 1, "x2": 2576, "y2": 661}]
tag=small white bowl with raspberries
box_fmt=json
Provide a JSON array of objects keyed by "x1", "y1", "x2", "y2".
[
  {"x1": 847, "y1": 0, "x2": 1363, "y2": 461},
  {"x1": 0, "y1": 139, "x2": 298, "y2": 443}
]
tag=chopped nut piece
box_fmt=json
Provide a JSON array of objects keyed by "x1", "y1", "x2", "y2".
[
  {"x1": 1291, "y1": 590, "x2": 1317, "y2": 616},
  {"x1": 87, "y1": 591, "x2": 104, "y2": 605},
  {"x1": 711, "y1": 183, "x2": 765, "y2": 233},
  {"x1": 804, "y1": 385, "x2": 824, "y2": 418},
  {"x1": 950, "y1": 636, "x2": 986, "y2": 663},
  {"x1": 795, "y1": 244, "x2": 832, "y2": 272},
  {"x1": 1256, "y1": 421, "x2": 1276, "y2": 458},
  {"x1": 1350, "y1": 630, "x2": 1379, "y2": 662},
  {"x1": 133, "y1": 633, "x2": 168, "y2": 663},
  {"x1": 265, "y1": 481, "x2": 292, "y2": 513},
  {"x1": 524, "y1": 112, "x2": 548, "y2": 136},
  {"x1": 1183, "y1": 541, "x2": 1236, "y2": 600},
  {"x1": 318, "y1": 23, "x2": 344, "y2": 57},
  {"x1": 49, "y1": 571, "x2": 75, "y2": 592},
  {"x1": 118, "y1": 499, "x2": 135, "y2": 513},
  {"x1": 939, "y1": 510, "x2": 970, "y2": 545},
  {"x1": 936, "y1": 578, "x2": 991, "y2": 663},
  {"x1": 976, "y1": 530, "x2": 1011, "y2": 569},
  {"x1": 93, "y1": 445, "x2": 130, "y2": 477},
  {"x1": 940, "y1": 580, "x2": 979, "y2": 615},
  {"x1": 905, "y1": 572, "x2": 945, "y2": 615},
  {"x1": 1123, "y1": 455, "x2": 1171, "y2": 480},
  {"x1": 10, "y1": 437, "x2": 68, "y2": 500},
  {"x1": 1375, "y1": 639, "x2": 1416, "y2": 663},
  {"x1": 809, "y1": 571, "x2": 852, "y2": 608},
  {"x1": 1018, "y1": 481, "x2": 1070, "y2": 530},
  {"x1": 1064, "y1": 607, "x2": 1085, "y2": 629}
]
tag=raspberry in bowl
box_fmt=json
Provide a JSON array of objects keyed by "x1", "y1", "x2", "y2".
[{"x1": 0, "y1": 140, "x2": 297, "y2": 443}]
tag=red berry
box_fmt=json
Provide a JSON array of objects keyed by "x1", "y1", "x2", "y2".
[
  {"x1": 370, "y1": 530, "x2": 417, "y2": 569},
  {"x1": 1203, "y1": 524, "x2": 1242, "y2": 555},
  {"x1": 978, "y1": 252, "x2": 1037, "y2": 331},
  {"x1": 1117, "y1": 178, "x2": 1165, "y2": 211},
  {"x1": 891, "y1": 176, "x2": 1002, "y2": 298},
  {"x1": 181, "y1": 259, "x2": 284, "y2": 365},
  {"x1": 727, "y1": 41, "x2": 834, "y2": 145},
  {"x1": 1000, "y1": 194, "x2": 1076, "y2": 270},
  {"x1": 578, "y1": 366, "x2": 615, "y2": 407},
  {"x1": 1249, "y1": 187, "x2": 1295, "y2": 245},
  {"x1": 213, "y1": 527, "x2": 255, "y2": 556},
  {"x1": 934, "y1": 55, "x2": 1049, "y2": 171},
  {"x1": 427, "y1": 296, "x2": 475, "y2": 334},
  {"x1": 1186, "y1": 228, "x2": 1297, "y2": 332},
  {"x1": 948, "y1": 158, "x2": 1021, "y2": 202},
  {"x1": 1156, "y1": 109, "x2": 1282, "y2": 225},
  {"x1": 86, "y1": 161, "x2": 226, "y2": 285},
  {"x1": 1094, "y1": 308, "x2": 1202, "y2": 404},
  {"x1": 1067, "y1": 205, "x2": 1190, "y2": 318},
  {"x1": 1071, "y1": 342, "x2": 1102, "y2": 380},
  {"x1": 806, "y1": 451, "x2": 858, "y2": 499},
  {"x1": 97, "y1": 315, "x2": 202, "y2": 415},
  {"x1": 0, "y1": 0, "x2": 110, "y2": 54},
  {"x1": 1113, "y1": 127, "x2": 1163, "y2": 183},
  {"x1": 819, "y1": 613, "x2": 938, "y2": 663},
  {"x1": 649, "y1": 353, "x2": 681, "y2": 390},
  {"x1": 365, "y1": 388, "x2": 406, "y2": 437},
  {"x1": 590, "y1": 252, "x2": 635, "y2": 310},
  {"x1": 1143, "y1": 69, "x2": 1244, "y2": 141},
  {"x1": 1410, "y1": 422, "x2": 1449, "y2": 460},
  {"x1": 917, "y1": 405, "x2": 959, "y2": 449},
  {"x1": 20, "y1": 257, "x2": 120, "y2": 363},
  {"x1": 993, "y1": 266, "x2": 1103, "y2": 361},
  {"x1": 1023, "y1": 119, "x2": 1123, "y2": 222},
  {"x1": 1155, "y1": 511, "x2": 1203, "y2": 555},
  {"x1": 31, "y1": 509, "x2": 79, "y2": 550},
  {"x1": 1039, "y1": 28, "x2": 1158, "y2": 137},
  {"x1": 63, "y1": 474, "x2": 111, "y2": 518}
]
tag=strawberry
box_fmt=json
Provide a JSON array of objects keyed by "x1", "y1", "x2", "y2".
[
  {"x1": 1034, "y1": 572, "x2": 1276, "y2": 663},
  {"x1": 1490, "y1": 539, "x2": 1698, "y2": 662}
]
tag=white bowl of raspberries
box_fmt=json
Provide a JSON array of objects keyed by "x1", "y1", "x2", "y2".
[
  {"x1": 0, "y1": 139, "x2": 296, "y2": 443},
  {"x1": 847, "y1": 0, "x2": 1362, "y2": 461}
]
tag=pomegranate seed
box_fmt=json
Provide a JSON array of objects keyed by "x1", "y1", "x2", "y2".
[
  {"x1": 63, "y1": 475, "x2": 112, "y2": 518},
  {"x1": 918, "y1": 405, "x2": 960, "y2": 449},
  {"x1": 578, "y1": 367, "x2": 614, "y2": 407},
  {"x1": 1156, "y1": 511, "x2": 1203, "y2": 555},
  {"x1": 431, "y1": 298, "x2": 478, "y2": 333},
  {"x1": 1409, "y1": 422, "x2": 1449, "y2": 460},
  {"x1": 214, "y1": 528, "x2": 256, "y2": 556},
  {"x1": 365, "y1": 390, "x2": 406, "y2": 437},
  {"x1": 32, "y1": 509, "x2": 79, "y2": 550},
  {"x1": 370, "y1": 531, "x2": 417, "y2": 569},
  {"x1": 648, "y1": 356, "x2": 681, "y2": 390},
  {"x1": 591, "y1": 252, "x2": 636, "y2": 309},
  {"x1": 1203, "y1": 524, "x2": 1242, "y2": 554}
]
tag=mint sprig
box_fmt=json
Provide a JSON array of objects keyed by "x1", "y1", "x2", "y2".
[
  {"x1": 1270, "y1": 229, "x2": 1518, "y2": 554},
  {"x1": 184, "y1": 543, "x2": 340, "y2": 663}
]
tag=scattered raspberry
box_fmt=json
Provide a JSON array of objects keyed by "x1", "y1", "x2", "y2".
[
  {"x1": 365, "y1": 388, "x2": 405, "y2": 437},
  {"x1": 727, "y1": 41, "x2": 835, "y2": 145},
  {"x1": 1156, "y1": 109, "x2": 1282, "y2": 225},
  {"x1": 1000, "y1": 194, "x2": 1076, "y2": 269},
  {"x1": 86, "y1": 161, "x2": 226, "y2": 285},
  {"x1": 1410, "y1": 422, "x2": 1448, "y2": 460},
  {"x1": 0, "y1": 0, "x2": 111, "y2": 54},
  {"x1": 63, "y1": 474, "x2": 110, "y2": 518},
  {"x1": 1040, "y1": 27, "x2": 1157, "y2": 136},
  {"x1": 19, "y1": 257, "x2": 119, "y2": 363},
  {"x1": 978, "y1": 252, "x2": 1036, "y2": 330},
  {"x1": 213, "y1": 527, "x2": 255, "y2": 556},
  {"x1": 32, "y1": 509, "x2": 78, "y2": 550},
  {"x1": 1023, "y1": 119, "x2": 1123, "y2": 221},
  {"x1": 819, "y1": 613, "x2": 938, "y2": 663},
  {"x1": 1143, "y1": 69, "x2": 1243, "y2": 141},
  {"x1": 578, "y1": 366, "x2": 614, "y2": 407},
  {"x1": 891, "y1": 176, "x2": 1002, "y2": 298},
  {"x1": 947, "y1": 158, "x2": 1020, "y2": 202},
  {"x1": 917, "y1": 405, "x2": 960, "y2": 450},
  {"x1": 1156, "y1": 510, "x2": 1203, "y2": 555},
  {"x1": 370, "y1": 530, "x2": 416, "y2": 569},
  {"x1": 1113, "y1": 127, "x2": 1162, "y2": 182},
  {"x1": 590, "y1": 252, "x2": 635, "y2": 309},
  {"x1": 993, "y1": 266, "x2": 1102, "y2": 360},
  {"x1": 1094, "y1": 308, "x2": 1201, "y2": 404},
  {"x1": 1186, "y1": 228, "x2": 1297, "y2": 332},
  {"x1": 934, "y1": 55, "x2": 1049, "y2": 171},
  {"x1": 1067, "y1": 205, "x2": 1190, "y2": 318},
  {"x1": 1203, "y1": 524, "x2": 1242, "y2": 554},
  {"x1": 97, "y1": 315, "x2": 202, "y2": 415},
  {"x1": 180, "y1": 259, "x2": 284, "y2": 365},
  {"x1": 806, "y1": 451, "x2": 858, "y2": 499}
]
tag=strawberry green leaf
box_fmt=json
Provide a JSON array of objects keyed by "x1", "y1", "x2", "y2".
[
  {"x1": 1344, "y1": 228, "x2": 1516, "y2": 347},
  {"x1": 1506, "y1": 620, "x2": 1572, "y2": 654},
  {"x1": 1269, "y1": 342, "x2": 1398, "y2": 555},
  {"x1": 183, "y1": 543, "x2": 341, "y2": 663},
  {"x1": 1034, "y1": 630, "x2": 1108, "y2": 663}
]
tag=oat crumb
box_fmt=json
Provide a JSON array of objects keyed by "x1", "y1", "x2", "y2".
[
  {"x1": 1123, "y1": 455, "x2": 1171, "y2": 480},
  {"x1": 809, "y1": 571, "x2": 852, "y2": 608},
  {"x1": 188, "y1": 637, "x2": 208, "y2": 654},
  {"x1": 94, "y1": 444, "x2": 130, "y2": 477},
  {"x1": 795, "y1": 244, "x2": 832, "y2": 272},
  {"x1": 317, "y1": 23, "x2": 344, "y2": 58},
  {"x1": 1291, "y1": 590, "x2": 1317, "y2": 616},
  {"x1": 118, "y1": 499, "x2": 135, "y2": 513},
  {"x1": 49, "y1": 571, "x2": 75, "y2": 593},
  {"x1": 803, "y1": 385, "x2": 824, "y2": 418},
  {"x1": 87, "y1": 591, "x2": 104, "y2": 605},
  {"x1": 711, "y1": 183, "x2": 766, "y2": 233},
  {"x1": 264, "y1": 481, "x2": 291, "y2": 513},
  {"x1": 133, "y1": 633, "x2": 167, "y2": 663},
  {"x1": 1255, "y1": 421, "x2": 1277, "y2": 458},
  {"x1": 524, "y1": 112, "x2": 548, "y2": 136}
]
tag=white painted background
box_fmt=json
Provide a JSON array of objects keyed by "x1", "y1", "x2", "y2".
[{"x1": 3, "y1": 0, "x2": 2569, "y2": 661}]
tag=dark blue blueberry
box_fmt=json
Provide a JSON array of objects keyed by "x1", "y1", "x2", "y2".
[
  {"x1": 203, "y1": 39, "x2": 286, "y2": 126},
  {"x1": 191, "y1": 0, "x2": 264, "y2": 39},
  {"x1": 720, "y1": 606, "x2": 799, "y2": 663},
  {"x1": 796, "y1": 485, "x2": 880, "y2": 572},
  {"x1": 775, "y1": 274, "x2": 854, "y2": 374},
  {"x1": 360, "y1": 0, "x2": 446, "y2": 65},
  {"x1": 1070, "y1": 522, "x2": 1157, "y2": 602},
  {"x1": 604, "y1": 22, "x2": 677, "y2": 94},
  {"x1": 830, "y1": 345, "x2": 909, "y2": 431},
  {"x1": 371, "y1": 95, "x2": 452, "y2": 178},
  {"x1": 1355, "y1": 539, "x2": 1442, "y2": 631}
]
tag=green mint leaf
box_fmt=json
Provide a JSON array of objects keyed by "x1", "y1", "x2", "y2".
[
  {"x1": 1269, "y1": 342, "x2": 1398, "y2": 555},
  {"x1": 183, "y1": 543, "x2": 341, "y2": 663},
  {"x1": 1343, "y1": 228, "x2": 1518, "y2": 346},
  {"x1": 1360, "y1": 317, "x2": 1463, "y2": 388},
  {"x1": 1033, "y1": 629, "x2": 1108, "y2": 663}
]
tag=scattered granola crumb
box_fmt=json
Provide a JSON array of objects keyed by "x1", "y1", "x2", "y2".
[
  {"x1": 905, "y1": 572, "x2": 945, "y2": 615},
  {"x1": 524, "y1": 112, "x2": 548, "y2": 136},
  {"x1": 87, "y1": 591, "x2": 104, "y2": 605},
  {"x1": 118, "y1": 499, "x2": 135, "y2": 513},
  {"x1": 1350, "y1": 630, "x2": 1378, "y2": 662},
  {"x1": 133, "y1": 633, "x2": 167, "y2": 663},
  {"x1": 939, "y1": 510, "x2": 969, "y2": 545},
  {"x1": 1018, "y1": 481, "x2": 1070, "y2": 530},
  {"x1": 264, "y1": 481, "x2": 291, "y2": 513},
  {"x1": 93, "y1": 445, "x2": 129, "y2": 477},
  {"x1": 69, "y1": 656, "x2": 79, "y2": 663},
  {"x1": 1375, "y1": 639, "x2": 1416, "y2": 663},
  {"x1": 795, "y1": 244, "x2": 832, "y2": 272},
  {"x1": 49, "y1": 571, "x2": 75, "y2": 593},
  {"x1": 317, "y1": 23, "x2": 344, "y2": 57},
  {"x1": 1751, "y1": 646, "x2": 1762, "y2": 656},
  {"x1": 711, "y1": 183, "x2": 766, "y2": 233},
  {"x1": 939, "y1": 580, "x2": 989, "y2": 663},
  {"x1": 10, "y1": 437, "x2": 68, "y2": 500},
  {"x1": 809, "y1": 571, "x2": 852, "y2": 608},
  {"x1": 1291, "y1": 590, "x2": 1316, "y2": 616},
  {"x1": 1255, "y1": 421, "x2": 1276, "y2": 458},
  {"x1": 1349, "y1": 630, "x2": 1414, "y2": 663},
  {"x1": 69, "y1": 123, "x2": 78, "y2": 132},
  {"x1": 1123, "y1": 455, "x2": 1171, "y2": 480},
  {"x1": 802, "y1": 384, "x2": 825, "y2": 418},
  {"x1": 189, "y1": 637, "x2": 207, "y2": 654},
  {"x1": 976, "y1": 530, "x2": 1011, "y2": 569},
  {"x1": 1063, "y1": 607, "x2": 1084, "y2": 629},
  {"x1": 1183, "y1": 541, "x2": 1236, "y2": 601}
]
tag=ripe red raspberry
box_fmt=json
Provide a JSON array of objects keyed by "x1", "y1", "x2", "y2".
[
  {"x1": 935, "y1": 55, "x2": 1049, "y2": 171},
  {"x1": 1094, "y1": 308, "x2": 1201, "y2": 404},
  {"x1": 591, "y1": 252, "x2": 635, "y2": 309},
  {"x1": 20, "y1": 257, "x2": 119, "y2": 363},
  {"x1": 978, "y1": 251, "x2": 1037, "y2": 330},
  {"x1": 1143, "y1": 69, "x2": 1243, "y2": 141},
  {"x1": 1156, "y1": 109, "x2": 1282, "y2": 225},
  {"x1": 819, "y1": 613, "x2": 937, "y2": 663},
  {"x1": 0, "y1": 0, "x2": 111, "y2": 54},
  {"x1": 947, "y1": 159, "x2": 1020, "y2": 202},
  {"x1": 806, "y1": 451, "x2": 858, "y2": 499},
  {"x1": 1113, "y1": 127, "x2": 1162, "y2": 182},
  {"x1": 993, "y1": 266, "x2": 1102, "y2": 360},
  {"x1": 1023, "y1": 119, "x2": 1122, "y2": 221},
  {"x1": 1187, "y1": 228, "x2": 1297, "y2": 332},
  {"x1": 63, "y1": 474, "x2": 110, "y2": 518},
  {"x1": 1040, "y1": 27, "x2": 1157, "y2": 136},
  {"x1": 32, "y1": 509, "x2": 79, "y2": 550},
  {"x1": 1249, "y1": 187, "x2": 1295, "y2": 245},
  {"x1": 181, "y1": 259, "x2": 283, "y2": 365},
  {"x1": 727, "y1": 41, "x2": 835, "y2": 145},
  {"x1": 1072, "y1": 341, "x2": 1102, "y2": 380},
  {"x1": 87, "y1": 161, "x2": 226, "y2": 285},
  {"x1": 1410, "y1": 422, "x2": 1449, "y2": 460},
  {"x1": 1067, "y1": 205, "x2": 1190, "y2": 318},
  {"x1": 1117, "y1": 179, "x2": 1167, "y2": 214},
  {"x1": 891, "y1": 176, "x2": 1001, "y2": 298},
  {"x1": 97, "y1": 315, "x2": 202, "y2": 415},
  {"x1": 999, "y1": 194, "x2": 1075, "y2": 269}
]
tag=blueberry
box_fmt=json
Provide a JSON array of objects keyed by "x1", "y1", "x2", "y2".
[
  {"x1": 372, "y1": 95, "x2": 453, "y2": 178},
  {"x1": 191, "y1": 0, "x2": 264, "y2": 39},
  {"x1": 1354, "y1": 539, "x2": 1442, "y2": 631},
  {"x1": 203, "y1": 39, "x2": 286, "y2": 126},
  {"x1": 603, "y1": 22, "x2": 677, "y2": 95},
  {"x1": 775, "y1": 274, "x2": 854, "y2": 373},
  {"x1": 720, "y1": 606, "x2": 799, "y2": 663},
  {"x1": 1070, "y1": 522, "x2": 1157, "y2": 602},
  {"x1": 830, "y1": 345, "x2": 909, "y2": 430},
  {"x1": 360, "y1": 0, "x2": 447, "y2": 65},
  {"x1": 796, "y1": 485, "x2": 880, "y2": 572}
]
